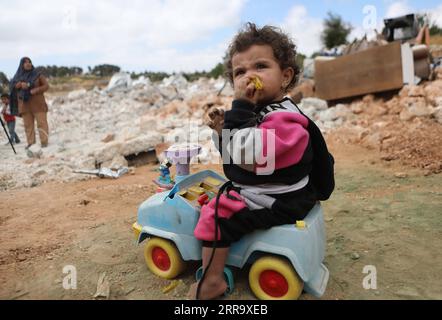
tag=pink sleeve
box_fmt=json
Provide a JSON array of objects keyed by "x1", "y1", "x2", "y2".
[{"x1": 256, "y1": 112, "x2": 309, "y2": 171}]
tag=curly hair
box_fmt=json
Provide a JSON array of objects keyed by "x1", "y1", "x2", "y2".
[{"x1": 224, "y1": 22, "x2": 300, "y2": 91}]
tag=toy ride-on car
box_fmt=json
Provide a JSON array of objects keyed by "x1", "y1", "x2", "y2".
[{"x1": 133, "y1": 168, "x2": 329, "y2": 300}]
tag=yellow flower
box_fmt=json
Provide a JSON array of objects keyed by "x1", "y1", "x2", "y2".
[{"x1": 251, "y1": 76, "x2": 263, "y2": 90}]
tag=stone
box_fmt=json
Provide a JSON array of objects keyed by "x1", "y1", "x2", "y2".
[
  {"x1": 424, "y1": 80, "x2": 442, "y2": 106},
  {"x1": 350, "y1": 252, "x2": 360, "y2": 260},
  {"x1": 105, "y1": 72, "x2": 132, "y2": 93},
  {"x1": 434, "y1": 106, "x2": 442, "y2": 124},
  {"x1": 101, "y1": 134, "x2": 115, "y2": 143},
  {"x1": 407, "y1": 85, "x2": 425, "y2": 97},
  {"x1": 371, "y1": 103, "x2": 388, "y2": 116},
  {"x1": 109, "y1": 155, "x2": 129, "y2": 170},
  {"x1": 398, "y1": 85, "x2": 410, "y2": 98},
  {"x1": 318, "y1": 108, "x2": 339, "y2": 122},
  {"x1": 334, "y1": 104, "x2": 352, "y2": 119},
  {"x1": 400, "y1": 96, "x2": 434, "y2": 118},
  {"x1": 67, "y1": 89, "x2": 87, "y2": 101},
  {"x1": 385, "y1": 97, "x2": 403, "y2": 115},
  {"x1": 290, "y1": 79, "x2": 315, "y2": 102},
  {"x1": 399, "y1": 109, "x2": 416, "y2": 121},
  {"x1": 350, "y1": 102, "x2": 364, "y2": 114},
  {"x1": 362, "y1": 94, "x2": 375, "y2": 103},
  {"x1": 300, "y1": 97, "x2": 328, "y2": 111},
  {"x1": 434, "y1": 66, "x2": 442, "y2": 80},
  {"x1": 33, "y1": 170, "x2": 47, "y2": 178},
  {"x1": 93, "y1": 272, "x2": 110, "y2": 300},
  {"x1": 394, "y1": 172, "x2": 408, "y2": 178},
  {"x1": 26, "y1": 145, "x2": 43, "y2": 159}
]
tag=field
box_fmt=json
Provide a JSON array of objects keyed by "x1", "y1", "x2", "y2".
[{"x1": 1, "y1": 140, "x2": 440, "y2": 300}]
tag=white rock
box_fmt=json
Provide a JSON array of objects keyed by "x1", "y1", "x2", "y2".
[
  {"x1": 106, "y1": 72, "x2": 132, "y2": 93},
  {"x1": 434, "y1": 106, "x2": 442, "y2": 124},
  {"x1": 109, "y1": 155, "x2": 129, "y2": 170},
  {"x1": 26, "y1": 145, "x2": 43, "y2": 159},
  {"x1": 67, "y1": 89, "x2": 87, "y2": 101},
  {"x1": 318, "y1": 107, "x2": 339, "y2": 122},
  {"x1": 301, "y1": 97, "x2": 328, "y2": 111}
]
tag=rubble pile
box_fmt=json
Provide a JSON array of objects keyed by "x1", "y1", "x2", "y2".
[
  {"x1": 0, "y1": 74, "x2": 232, "y2": 190},
  {"x1": 1, "y1": 70, "x2": 441, "y2": 190},
  {"x1": 321, "y1": 79, "x2": 442, "y2": 174}
]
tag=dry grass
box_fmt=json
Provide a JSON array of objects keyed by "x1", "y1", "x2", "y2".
[
  {"x1": 430, "y1": 35, "x2": 442, "y2": 45},
  {"x1": 47, "y1": 75, "x2": 111, "y2": 95}
]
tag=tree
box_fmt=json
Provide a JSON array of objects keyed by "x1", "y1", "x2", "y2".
[
  {"x1": 35, "y1": 65, "x2": 83, "y2": 78},
  {"x1": 321, "y1": 12, "x2": 352, "y2": 49},
  {"x1": 296, "y1": 53, "x2": 306, "y2": 71},
  {"x1": 208, "y1": 63, "x2": 225, "y2": 78},
  {"x1": 417, "y1": 13, "x2": 442, "y2": 36},
  {"x1": 91, "y1": 64, "x2": 121, "y2": 77},
  {"x1": 429, "y1": 20, "x2": 442, "y2": 36}
]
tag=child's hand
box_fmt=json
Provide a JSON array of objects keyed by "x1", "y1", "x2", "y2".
[
  {"x1": 205, "y1": 107, "x2": 225, "y2": 135},
  {"x1": 234, "y1": 76, "x2": 259, "y2": 105}
]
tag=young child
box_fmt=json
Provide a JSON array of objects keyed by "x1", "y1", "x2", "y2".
[
  {"x1": 189, "y1": 23, "x2": 334, "y2": 300},
  {"x1": 1, "y1": 93, "x2": 21, "y2": 145}
]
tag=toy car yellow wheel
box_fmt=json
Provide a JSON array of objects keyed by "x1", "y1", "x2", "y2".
[
  {"x1": 249, "y1": 256, "x2": 304, "y2": 300},
  {"x1": 144, "y1": 237, "x2": 186, "y2": 279}
]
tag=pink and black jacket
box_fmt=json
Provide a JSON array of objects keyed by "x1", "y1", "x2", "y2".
[
  {"x1": 216, "y1": 97, "x2": 313, "y2": 187},
  {"x1": 194, "y1": 97, "x2": 334, "y2": 245}
]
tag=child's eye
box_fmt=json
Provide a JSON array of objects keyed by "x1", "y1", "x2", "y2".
[
  {"x1": 234, "y1": 69, "x2": 244, "y2": 77},
  {"x1": 256, "y1": 63, "x2": 267, "y2": 69}
]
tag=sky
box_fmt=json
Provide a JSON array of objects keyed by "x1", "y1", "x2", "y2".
[{"x1": 1, "y1": 0, "x2": 441, "y2": 78}]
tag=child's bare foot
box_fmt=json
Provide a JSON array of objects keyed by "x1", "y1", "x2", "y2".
[{"x1": 187, "y1": 277, "x2": 228, "y2": 300}]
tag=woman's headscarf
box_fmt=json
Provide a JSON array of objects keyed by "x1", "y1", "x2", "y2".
[{"x1": 8, "y1": 57, "x2": 41, "y2": 116}]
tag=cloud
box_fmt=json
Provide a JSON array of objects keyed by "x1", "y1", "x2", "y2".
[
  {"x1": 282, "y1": 5, "x2": 323, "y2": 56},
  {"x1": 0, "y1": 0, "x2": 246, "y2": 77},
  {"x1": 427, "y1": 4, "x2": 442, "y2": 27},
  {"x1": 384, "y1": 2, "x2": 442, "y2": 28},
  {"x1": 385, "y1": 1, "x2": 413, "y2": 19}
]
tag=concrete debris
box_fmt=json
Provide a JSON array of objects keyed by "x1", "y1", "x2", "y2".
[
  {"x1": 93, "y1": 272, "x2": 110, "y2": 299},
  {"x1": 74, "y1": 167, "x2": 129, "y2": 179},
  {"x1": 0, "y1": 75, "x2": 234, "y2": 190},
  {"x1": 105, "y1": 72, "x2": 132, "y2": 93},
  {"x1": 328, "y1": 79, "x2": 442, "y2": 174},
  {"x1": 1, "y1": 71, "x2": 441, "y2": 190},
  {"x1": 26, "y1": 145, "x2": 43, "y2": 159}
]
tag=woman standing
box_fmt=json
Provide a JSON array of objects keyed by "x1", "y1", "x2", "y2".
[{"x1": 9, "y1": 57, "x2": 50, "y2": 148}]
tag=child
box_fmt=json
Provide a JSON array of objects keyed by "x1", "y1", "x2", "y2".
[
  {"x1": 189, "y1": 23, "x2": 334, "y2": 300},
  {"x1": 1, "y1": 93, "x2": 21, "y2": 144}
]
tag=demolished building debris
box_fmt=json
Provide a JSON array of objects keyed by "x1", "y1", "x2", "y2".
[{"x1": 1, "y1": 59, "x2": 441, "y2": 190}]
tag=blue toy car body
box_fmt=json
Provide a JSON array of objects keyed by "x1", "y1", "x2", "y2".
[{"x1": 134, "y1": 169, "x2": 329, "y2": 299}]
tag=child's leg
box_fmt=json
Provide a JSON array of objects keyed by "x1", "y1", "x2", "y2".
[
  {"x1": 7, "y1": 121, "x2": 19, "y2": 143},
  {"x1": 6, "y1": 121, "x2": 14, "y2": 142},
  {"x1": 189, "y1": 189, "x2": 247, "y2": 300},
  {"x1": 188, "y1": 246, "x2": 229, "y2": 300}
]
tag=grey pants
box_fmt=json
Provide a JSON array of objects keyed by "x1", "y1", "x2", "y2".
[{"x1": 7, "y1": 121, "x2": 20, "y2": 143}]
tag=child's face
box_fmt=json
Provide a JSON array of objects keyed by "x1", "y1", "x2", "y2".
[
  {"x1": 231, "y1": 44, "x2": 294, "y2": 106},
  {"x1": 1, "y1": 97, "x2": 9, "y2": 105}
]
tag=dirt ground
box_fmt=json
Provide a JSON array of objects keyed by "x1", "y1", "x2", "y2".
[{"x1": 0, "y1": 140, "x2": 441, "y2": 300}]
